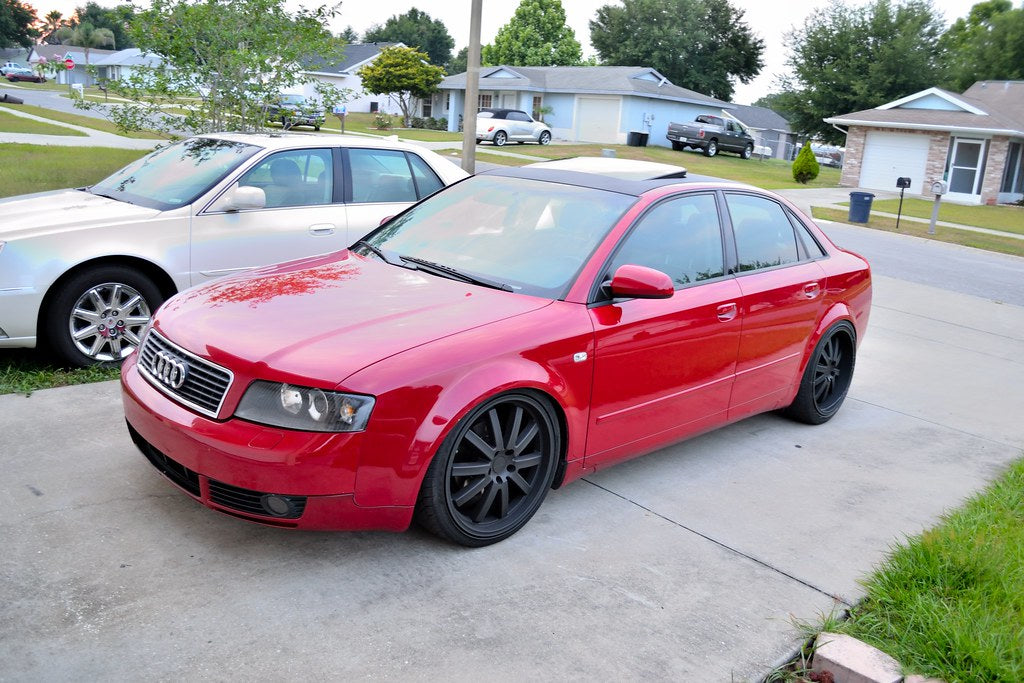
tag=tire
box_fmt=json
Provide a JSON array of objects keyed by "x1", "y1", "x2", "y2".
[
  {"x1": 741, "y1": 143, "x2": 753, "y2": 160},
  {"x1": 493, "y1": 131, "x2": 508, "y2": 147},
  {"x1": 671, "y1": 141, "x2": 683, "y2": 151},
  {"x1": 416, "y1": 392, "x2": 560, "y2": 547},
  {"x1": 47, "y1": 265, "x2": 164, "y2": 368},
  {"x1": 704, "y1": 139, "x2": 718, "y2": 157},
  {"x1": 538, "y1": 131, "x2": 551, "y2": 145},
  {"x1": 784, "y1": 322, "x2": 856, "y2": 425}
]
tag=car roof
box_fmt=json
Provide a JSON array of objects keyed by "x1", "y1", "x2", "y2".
[
  {"x1": 198, "y1": 131, "x2": 429, "y2": 153},
  {"x1": 481, "y1": 166, "x2": 754, "y2": 198},
  {"x1": 477, "y1": 108, "x2": 524, "y2": 117},
  {"x1": 523, "y1": 156, "x2": 688, "y2": 180}
]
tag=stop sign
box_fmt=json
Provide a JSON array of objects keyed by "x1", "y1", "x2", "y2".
[{"x1": 64, "y1": 58, "x2": 75, "y2": 70}]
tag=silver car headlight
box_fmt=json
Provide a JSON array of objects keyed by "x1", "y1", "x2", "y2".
[{"x1": 235, "y1": 381, "x2": 375, "y2": 432}]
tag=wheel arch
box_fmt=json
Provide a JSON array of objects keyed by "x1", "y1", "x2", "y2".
[
  {"x1": 37, "y1": 255, "x2": 178, "y2": 343},
  {"x1": 795, "y1": 304, "x2": 858, "y2": 383}
]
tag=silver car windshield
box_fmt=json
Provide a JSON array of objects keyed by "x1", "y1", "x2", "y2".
[
  {"x1": 364, "y1": 175, "x2": 635, "y2": 299},
  {"x1": 89, "y1": 138, "x2": 260, "y2": 210}
]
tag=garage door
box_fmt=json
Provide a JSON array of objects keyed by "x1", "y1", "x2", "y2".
[
  {"x1": 859, "y1": 131, "x2": 931, "y2": 194},
  {"x1": 575, "y1": 96, "x2": 620, "y2": 143}
]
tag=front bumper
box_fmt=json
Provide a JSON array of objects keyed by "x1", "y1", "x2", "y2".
[{"x1": 121, "y1": 352, "x2": 413, "y2": 531}]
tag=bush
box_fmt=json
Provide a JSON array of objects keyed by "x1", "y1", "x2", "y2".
[
  {"x1": 410, "y1": 117, "x2": 425, "y2": 129},
  {"x1": 373, "y1": 112, "x2": 393, "y2": 130},
  {"x1": 435, "y1": 117, "x2": 447, "y2": 130},
  {"x1": 792, "y1": 142, "x2": 820, "y2": 184}
]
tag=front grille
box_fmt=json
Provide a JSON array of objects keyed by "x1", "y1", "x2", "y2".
[
  {"x1": 128, "y1": 422, "x2": 201, "y2": 496},
  {"x1": 138, "y1": 330, "x2": 233, "y2": 418},
  {"x1": 208, "y1": 480, "x2": 307, "y2": 519}
]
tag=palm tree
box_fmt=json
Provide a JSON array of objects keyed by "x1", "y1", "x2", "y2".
[
  {"x1": 42, "y1": 11, "x2": 65, "y2": 45},
  {"x1": 60, "y1": 22, "x2": 116, "y2": 66}
]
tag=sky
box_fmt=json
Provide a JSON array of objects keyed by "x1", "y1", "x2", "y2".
[{"x1": 34, "y1": 0, "x2": 983, "y2": 105}]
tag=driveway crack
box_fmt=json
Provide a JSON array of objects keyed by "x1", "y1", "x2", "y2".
[{"x1": 581, "y1": 477, "x2": 852, "y2": 607}]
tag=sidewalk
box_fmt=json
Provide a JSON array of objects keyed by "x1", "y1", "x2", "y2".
[{"x1": 0, "y1": 103, "x2": 161, "y2": 149}]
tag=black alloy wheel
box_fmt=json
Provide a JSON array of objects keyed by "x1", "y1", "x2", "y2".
[
  {"x1": 785, "y1": 322, "x2": 856, "y2": 425},
  {"x1": 416, "y1": 392, "x2": 560, "y2": 546}
]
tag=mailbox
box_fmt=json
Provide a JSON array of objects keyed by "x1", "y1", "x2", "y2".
[
  {"x1": 931, "y1": 179, "x2": 948, "y2": 195},
  {"x1": 896, "y1": 177, "x2": 911, "y2": 189}
]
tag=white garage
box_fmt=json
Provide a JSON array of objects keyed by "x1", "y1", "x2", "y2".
[
  {"x1": 575, "y1": 96, "x2": 621, "y2": 144},
  {"x1": 859, "y1": 131, "x2": 931, "y2": 194}
]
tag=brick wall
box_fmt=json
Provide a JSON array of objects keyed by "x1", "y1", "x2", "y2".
[{"x1": 981, "y1": 136, "x2": 1010, "y2": 205}]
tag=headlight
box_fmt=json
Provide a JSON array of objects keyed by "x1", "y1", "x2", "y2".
[{"x1": 235, "y1": 381, "x2": 375, "y2": 432}]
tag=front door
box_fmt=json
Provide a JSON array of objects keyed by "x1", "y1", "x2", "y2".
[
  {"x1": 946, "y1": 138, "x2": 987, "y2": 203},
  {"x1": 586, "y1": 193, "x2": 742, "y2": 468}
]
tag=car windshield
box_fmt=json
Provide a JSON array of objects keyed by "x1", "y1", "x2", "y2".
[
  {"x1": 361, "y1": 175, "x2": 636, "y2": 299},
  {"x1": 89, "y1": 137, "x2": 260, "y2": 210},
  {"x1": 282, "y1": 95, "x2": 305, "y2": 104}
]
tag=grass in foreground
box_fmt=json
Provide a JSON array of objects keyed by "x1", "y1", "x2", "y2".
[
  {"x1": 0, "y1": 144, "x2": 149, "y2": 197},
  {"x1": 0, "y1": 349, "x2": 120, "y2": 396},
  {"x1": 0, "y1": 101, "x2": 164, "y2": 139},
  {"x1": 830, "y1": 459, "x2": 1024, "y2": 681},
  {"x1": 0, "y1": 107, "x2": 87, "y2": 136},
  {"x1": 812, "y1": 207, "x2": 1024, "y2": 258},
  {"x1": 859, "y1": 198, "x2": 1024, "y2": 235}
]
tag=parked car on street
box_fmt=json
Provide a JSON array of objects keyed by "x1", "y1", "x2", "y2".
[
  {"x1": 476, "y1": 108, "x2": 551, "y2": 146},
  {"x1": 667, "y1": 115, "x2": 755, "y2": 158},
  {"x1": 122, "y1": 166, "x2": 872, "y2": 547},
  {"x1": 0, "y1": 133, "x2": 468, "y2": 366},
  {"x1": 265, "y1": 94, "x2": 325, "y2": 130},
  {"x1": 4, "y1": 67, "x2": 45, "y2": 83},
  {"x1": 1, "y1": 61, "x2": 26, "y2": 75}
]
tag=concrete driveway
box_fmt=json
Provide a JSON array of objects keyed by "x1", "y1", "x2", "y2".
[{"x1": 2, "y1": 226, "x2": 1022, "y2": 679}]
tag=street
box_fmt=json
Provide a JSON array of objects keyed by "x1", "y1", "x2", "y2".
[{"x1": 2, "y1": 220, "x2": 1022, "y2": 679}]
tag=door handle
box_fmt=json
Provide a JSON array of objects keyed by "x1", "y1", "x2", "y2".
[
  {"x1": 803, "y1": 282, "x2": 821, "y2": 299},
  {"x1": 717, "y1": 303, "x2": 738, "y2": 322},
  {"x1": 309, "y1": 224, "x2": 335, "y2": 236}
]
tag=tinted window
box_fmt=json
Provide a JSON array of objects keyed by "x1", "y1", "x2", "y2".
[
  {"x1": 607, "y1": 193, "x2": 725, "y2": 289},
  {"x1": 508, "y1": 111, "x2": 530, "y2": 122},
  {"x1": 238, "y1": 149, "x2": 333, "y2": 208},
  {"x1": 792, "y1": 214, "x2": 827, "y2": 258},
  {"x1": 726, "y1": 193, "x2": 799, "y2": 272},
  {"x1": 408, "y1": 154, "x2": 444, "y2": 198},
  {"x1": 349, "y1": 148, "x2": 418, "y2": 203}
]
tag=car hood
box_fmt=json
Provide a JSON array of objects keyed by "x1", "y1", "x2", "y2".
[
  {"x1": 0, "y1": 189, "x2": 162, "y2": 241},
  {"x1": 153, "y1": 250, "x2": 552, "y2": 385}
]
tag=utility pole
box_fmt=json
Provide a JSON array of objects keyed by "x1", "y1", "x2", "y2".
[{"x1": 461, "y1": 0, "x2": 482, "y2": 173}]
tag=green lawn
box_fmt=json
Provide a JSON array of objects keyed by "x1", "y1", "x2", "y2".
[
  {"x1": 0, "y1": 101, "x2": 165, "y2": 139},
  {"x1": 0, "y1": 107, "x2": 86, "y2": 136},
  {"x1": 0, "y1": 349, "x2": 120, "y2": 396},
  {"x1": 826, "y1": 459, "x2": 1024, "y2": 681},
  {"x1": 859, "y1": 197, "x2": 1024, "y2": 235},
  {"x1": 812, "y1": 207, "x2": 1024, "y2": 258},
  {"x1": 0, "y1": 143, "x2": 149, "y2": 197}
]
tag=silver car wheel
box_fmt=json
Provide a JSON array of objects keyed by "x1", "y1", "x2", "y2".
[{"x1": 68, "y1": 282, "x2": 152, "y2": 362}]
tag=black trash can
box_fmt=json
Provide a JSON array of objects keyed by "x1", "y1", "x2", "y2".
[
  {"x1": 627, "y1": 131, "x2": 649, "y2": 147},
  {"x1": 848, "y1": 191, "x2": 875, "y2": 223}
]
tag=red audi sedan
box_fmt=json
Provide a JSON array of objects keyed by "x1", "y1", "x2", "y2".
[{"x1": 122, "y1": 167, "x2": 871, "y2": 546}]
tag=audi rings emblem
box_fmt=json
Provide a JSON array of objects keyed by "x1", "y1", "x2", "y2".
[{"x1": 151, "y1": 350, "x2": 188, "y2": 389}]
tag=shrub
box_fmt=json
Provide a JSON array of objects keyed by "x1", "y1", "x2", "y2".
[
  {"x1": 411, "y1": 117, "x2": 425, "y2": 129},
  {"x1": 373, "y1": 112, "x2": 393, "y2": 130},
  {"x1": 792, "y1": 142, "x2": 820, "y2": 184},
  {"x1": 436, "y1": 117, "x2": 447, "y2": 130}
]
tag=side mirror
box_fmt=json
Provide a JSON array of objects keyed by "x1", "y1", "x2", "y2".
[
  {"x1": 210, "y1": 184, "x2": 266, "y2": 212},
  {"x1": 608, "y1": 264, "x2": 674, "y2": 299}
]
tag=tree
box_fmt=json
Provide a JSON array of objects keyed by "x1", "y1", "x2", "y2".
[
  {"x1": 40, "y1": 9, "x2": 65, "y2": 44},
  {"x1": 77, "y1": 0, "x2": 347, "y2": 138},
  {"x1": 0, "y1": 0, "x2": 37, "y2": 48},
  {"x1": 337, "y1": 25, "x2": 358, "y2": 43},
  {"x1": 792, "y1": 142, "x2": 820, "y2": 184},
  {"x1": 589, "y1": 0, "x2": 763, "y2": 101},
  {"x1": 358, "y1": 45, "x2": 444, "y2": 127},
  {"x1": 364, "y1": 7, "x2": 454, "y2": 70},
  {"x1": 448, "y1": 46, "x2": 467, "y2": 75},
  {"x1": 481, "y1": 0, "x2": 582, "y2": 66},
  {"x1": 58, "y1": 21, "x2": 116, "y2": 65},
  {"x1": 941, "y1": 0, "x2": 1024, "y2": 90},
  {"x1": 68, "y1": 2, "x2": 135, "y2": 50},
  {"x1": 780, "y1": 0, "x2": 946, "y2": 143}
]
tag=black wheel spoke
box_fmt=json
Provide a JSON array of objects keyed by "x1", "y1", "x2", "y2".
[
  {"x1": 451, "y1": 461, "x2": 492, "y2": 477},
  {"x1": 512, "y1": 422, "x2": 538, "y2": 456},
  {"x1": 453, "y1": 476, "x2": 489, "y2": 507},
  {"x1": 496, "y1": 481, "x2": 510, "y2": 519},
  {"x1": 507, "y1": 406, "x2": 523, "y2": 449},
  {"x1": 488, "y1": 408, "x2": 505, "y2": 450},
  {"x1": 463, "y1": 430, "x2": 494, "y2": 459},
  {"x1": 472, "y1": 482, "x2": 499, "y2": 522},
  {"x1": 512, "y1": 450, "x2": 542, "y2": 470},
  {"x1": 508, "y1": 471, "x2": 532, "y2": 494}
]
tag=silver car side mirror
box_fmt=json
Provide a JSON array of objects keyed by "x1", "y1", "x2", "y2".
[{"x1": 212, "y1": 184, "x2": 266, "y2": 212}]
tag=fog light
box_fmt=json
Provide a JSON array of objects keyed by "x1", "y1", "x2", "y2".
[{"x1": 261, "y1": 494, "x2": 295, "y2": 517}]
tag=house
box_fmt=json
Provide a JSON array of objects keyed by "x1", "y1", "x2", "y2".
[
  {"x1": 92, "y1": 48, "x2": 163, "y2": 84},
  {"x1": 435, "y1": 65, "x2": 733, "y2": 146},
  {"x1": 297, "y1": 42, "x2": 403, "y2": 114},
  {"x1": 824, "y1": 81, "x2": 1024, "y2": 205},
  {"x1": 725, "y1": 103, "x2": 798, "y2": 160},
  {"x1": 27, "y1": 45, "x2": 118, "y2": 86}
]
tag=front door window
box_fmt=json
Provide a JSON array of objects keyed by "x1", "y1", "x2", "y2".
[{"x1": 947, "y1": 138, "x2": 986, "y2": 197}]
